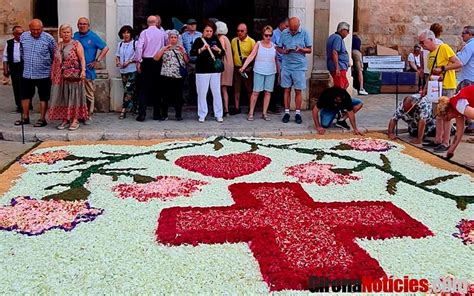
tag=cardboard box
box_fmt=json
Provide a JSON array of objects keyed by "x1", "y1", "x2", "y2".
[
  {"x1": 377, "y1": 45, "x2": 399, "y2": 55},
  {"x1": 380, "y1": 85, "x2": 419, "y2": 93}
]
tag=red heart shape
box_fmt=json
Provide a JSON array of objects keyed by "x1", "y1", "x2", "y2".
[{"x1": 175, "y1": 152, "x2": 271, "y2": 180}]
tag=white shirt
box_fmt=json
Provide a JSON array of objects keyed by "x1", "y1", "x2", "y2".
[{"x1": 2, "y1": 39, "x2": 21, "y2": 63}]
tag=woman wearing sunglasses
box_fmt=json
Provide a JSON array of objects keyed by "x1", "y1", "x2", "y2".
[{"x1": 240, "y1": 25, "x2": 279, "y2": 121}]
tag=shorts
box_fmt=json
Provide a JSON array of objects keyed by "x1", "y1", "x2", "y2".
[
  {"x1": 20, "y1": 77, "x2": 51, "y2": 101},
  {"x1": 280, "y1": 69, "x2": 306, "y2": 90},
  {"x1": 253, "y1": 72, "x2": 275, "y2": 92},
  {"x1": 330, "y1": 70, "x2": 349, "y2": 89},
  {"x1": 320, "y1": 98, "x2": 363, "y2": 128},
  {"x1": 352, "y1": 50, "x2": 363, "y2": 72}
]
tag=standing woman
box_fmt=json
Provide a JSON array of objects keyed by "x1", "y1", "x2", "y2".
[
  {"x1": 49, "y1": 24, "x2": 87, "y2": 130},
  {"x1": 240, "y1": 25, "x2": 278, "y2": 121},
  {"x1": 190, "y1": 20, "x2": 225, "y2": 122},
  {"x1": 154, "y1": 29, "x2": 188, "y2": 120},
  {"x1": 215, "y1": 21, "x2": 233, "y2": 117},
  {"x1": 115, "y1": 25, "x2": 138, "y2": 119}
]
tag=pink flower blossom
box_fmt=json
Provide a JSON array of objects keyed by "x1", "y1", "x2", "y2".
[
  {"x1": 0, "y1": 196, "x2": 103, "y2": 235},
  {"x1": 113, "y1": 176, "x2": 208, "y2": 202},
  {"x1": 284, "y1": 162, "x2": 360, "y2": 186},
  {"x1": 342, "y1": 138, "x2": 392, "y2": 152},
  {"x1": 453, "y1": 219, "x2": 474, "y2": 245},
  {"x1": 20, "y1": 150, "x2": 71, "y2": 165}
]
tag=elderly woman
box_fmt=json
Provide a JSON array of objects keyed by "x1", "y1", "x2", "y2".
[
  {"x1": 115, "y1": 25, "x2": 138, "y2": 119},
  {"x1": 437, "y1": 85, "x2": 474, "y2": 159},
  {"x1": 215, "y1": 21, "x2": 233, "y2": 117},
  {"x1": 240, "y1": 25, "x2": 278, "y2": 121},
  {"x1": 154, "y1": 29, "x2": 188, "y2": 120},
  {"x1": 190, "y1": 20, "x2": 225, "y2": 122},
  {"x1": 48, "y1": 24, "x2": 87, "y2": 130}
]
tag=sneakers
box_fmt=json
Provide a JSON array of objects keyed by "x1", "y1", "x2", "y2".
[
  {"x1": 433, "y1": 144, "x2": 449, "y2": 152},
  {"x1": 422, "y1": 141, "x2": 440, "y2": 148},
  {"x1": 282, "y1": 113, "x2": 290, "y2": 123},
  {"x1": 198, "y1": 117, "x2": 205, "y2": 123},
  {"x1": 335, "y1": 120, "x2": 350, "y2": 130},
  {"x1": 83, "y1": 118, "x2": 92, "y2": 125},
  {"x1": 216, "y1": 117, "x2": 224, "y2": 122},
  {"x1": 295, "y1": 114, "x2": 302, "y2": 124},
  {"x1": 359, "y1": 88, "x2": 369, "y2": 95}
]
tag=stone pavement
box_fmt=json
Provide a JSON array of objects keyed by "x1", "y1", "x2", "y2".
[{"x1": 0, "y1": 84, "x2": 472, "y2": 170}]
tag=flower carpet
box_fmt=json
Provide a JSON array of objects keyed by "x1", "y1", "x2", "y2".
[{"x1": 0, "y1": 135, "x2": 472, "y2": 294}]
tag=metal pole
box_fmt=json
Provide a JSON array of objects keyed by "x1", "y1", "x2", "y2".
[{"x1": 395, "y1": 72, "x2": 399, "y2": 136}]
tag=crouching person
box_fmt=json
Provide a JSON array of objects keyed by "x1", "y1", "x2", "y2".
[
  {"x1": 387, "y1": 94, "x2": 436, "y2": 144},
  {"x1": 312, "y1": 86, "x2": 364, "y2": 135}
]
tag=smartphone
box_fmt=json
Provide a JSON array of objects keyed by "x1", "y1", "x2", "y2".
[{"x1": 240, "y1": 71, "x2": 248, "y2": 79}]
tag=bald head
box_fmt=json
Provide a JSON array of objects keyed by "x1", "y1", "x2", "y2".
[
  {"x1": 288, "y1": 17, "x2": 300, "y2": 34},
  {"x1": 147, "y1": 15, "x2": 157, "y2": 26},
  {"x1": 29, "y1": 19, "x2": 43, "y2": 38},
  {"x1": 237, "y1": 23, "x2": 248, "y2": 40}
]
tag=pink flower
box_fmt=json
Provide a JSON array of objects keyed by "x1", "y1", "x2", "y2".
[
  {"x1": 453, "y1": 219, "x2": 474, "y2": 245},
  {"x1": 0, "y1": 197, "x2": 103, "y2": 235},
  {"x1": 113, "y1": 176, "x2": 208, "y2": 202},
  {"x1": 20, "y1": 150, "x2": 71, "y2": 165},
  {"x1": 342, "y1": 138, "x2": 392, "y2": 152},
  {"x1": 284, "y1": 162, "x2": 360, "y2": 186}
]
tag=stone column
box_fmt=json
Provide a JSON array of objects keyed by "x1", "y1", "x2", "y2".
[
  {"x1": 57, "y1": 0, "x2": 89, "y2": 29},
  {"x1": 288, "y1": 0, "x2": 315, "y2": 110}
]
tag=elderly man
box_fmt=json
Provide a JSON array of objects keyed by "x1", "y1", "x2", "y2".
[
  {"x1": 312, "y1": 86, "x2": 363, "y2": 135},
  {"x1": 3, "y1": 25, "x2": 24, "y2": 113},
  {"x1": 327, "y1": 22, "x2": 350, "y2": 89},
  {"x1": 277, "y1": 17, "x2": 312, "y2": 124},
  {"x1": 455, "y1": 25, "x2": 474, "y2": 132},
  {"x1": 181, "y1": 18, "x2": 202, "y2": 104},
  {"x1": 73, "y1": 17, "x2": 109, "y2": 123},
  {"x1": 135, "y1": 15, "x2": 168, "y2": 122},
  {"x1": 230, "y1": 23, "x2": 255, "y2": 115},
  {"x1": 418, "y1": 29, "x2": 462, "y2": 153},
  {"x1": 14, "y1": 19, "x2": 55, "y2": 127},
  {"x1": 387, "y1": 94, "x2": 436, "y2": 144}
]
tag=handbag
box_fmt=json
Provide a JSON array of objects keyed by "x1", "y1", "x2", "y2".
[
  {"x1": 201, "y1": 37, "x2": 224, "y2": 73},
  {"x1": 172, "y1": 49, "x2": 188, "y2": 77}
]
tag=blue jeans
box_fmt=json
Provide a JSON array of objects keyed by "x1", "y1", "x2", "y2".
[{"x1": 320, "y1": 98, "x2": 363, "y2": 128}]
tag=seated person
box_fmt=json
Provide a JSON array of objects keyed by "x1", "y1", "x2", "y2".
[
  {"x1": 312, "y1": 86, "x2": 364, "y2": 135},
  {"x1": 387, "y1": 94, "x2": 436, "y2": 144},
  {"x1": 437, "y1": 85, "x2": 474, "y2": 159}
]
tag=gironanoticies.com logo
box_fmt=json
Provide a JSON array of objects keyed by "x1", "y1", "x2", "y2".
[{"x1": 308, "y1": 276, "x2": 471, "y2": 294}]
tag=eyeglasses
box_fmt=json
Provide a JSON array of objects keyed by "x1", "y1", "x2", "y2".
[
  {"x1": 419, "y1": 40, "x2": 426, "y2": 45},
  {"x1": 462, "y1": 31, "x2": 470, "y2": 35},
  {"x1": 264, "y1": 34, "x2": 272, "y2": 37},
  {"x1": 237, "y1": 30, "x2": 245, "y2": 32}
]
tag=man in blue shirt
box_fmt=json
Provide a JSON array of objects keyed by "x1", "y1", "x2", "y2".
[
  {"x1": 326, "y1": 22, "x2": 350, "y2": 89},
  {"x1": 14, "y1": 19, "x2": 56, "y2": 127},
  {"x1": 73, "y1": 17, "x2": 109, "y2": 121},
  {"x1": 181, "y1": 18, "x2": 202, "y2": 104},
  {"x1": 277, "y1": 17, "x2": 312, "y2": 124},
  {"x1": 456, "y1": 25, "x2": 474, "y2": 132},
  {"x1": 269, "y1": 17, "x2": 288, "y2": 114}
]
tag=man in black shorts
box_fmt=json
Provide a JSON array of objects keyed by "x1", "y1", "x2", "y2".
[{"x1": 14, "y1": 19, "x2": 56, "y2": 127}]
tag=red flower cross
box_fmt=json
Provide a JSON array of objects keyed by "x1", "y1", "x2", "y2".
[{"x1": 157, "y1": 182, "x2": 432, "y2": 291}]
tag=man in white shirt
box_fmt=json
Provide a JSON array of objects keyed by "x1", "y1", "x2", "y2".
[{"x1": 2, "y1": 26, "x2": 24, "y2": 113}]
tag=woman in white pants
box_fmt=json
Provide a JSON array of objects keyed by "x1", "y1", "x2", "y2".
[{"x1": 190, "y1": 21, "x2": 225, "y2": 122}]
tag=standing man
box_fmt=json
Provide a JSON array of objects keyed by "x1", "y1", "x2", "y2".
[
  {"x1": 351, "y1": 33, "x2": 368, "y2": 95},
  {"x1": 181, "y1": 18, "x2": 202, "y2": 105},
  {"x1": 13, "y1": 19, "x2": 55, "y2": 127},
  {"x1": 2, "y1": 26, "x2": 24, "y2": 113},
  {"x1": 74, "y1": 17, "x2": 109, "y2": 123},
  {"x1": 277, "y1": 17, "x2": 312, "y2": 124},
  {"x1": 326, "y1": 22, "x2": 350, "y2": 89},
  {"x1": 418, "y1": 29, "x2": 462, "y2": 153},
  {"x1": 230, "y1": 23, "x2": 255, "y2": 115},
  {"x1": 456, "y1": 25, "x2": 474, "y2": 133},
  {"x1": 135, "y1": 15, "x2": 168, "y2": 121},
  {"x1": 268, "y1": 17, "x2": 288, "y2": 114}
]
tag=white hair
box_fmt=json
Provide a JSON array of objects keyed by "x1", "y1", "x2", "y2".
[
  {"x1": 418, "y1": 29, "x2": 435, "y2": 40},
  {"x1": 215, "y1": 21, "x2": 228, "y2": 35}
]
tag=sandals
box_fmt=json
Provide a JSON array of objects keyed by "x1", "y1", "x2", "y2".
[
  {"x1": 119, "y1": 112, "x2": 126, "y2": 119},
  {"x1": 262, "y1": 114, "x2": 271, "y2": 121},
  {"x1": 33, "y1": 119, "x2": 47, "y2": 127},
  {"x1": 247, "y1": 114, "x2": 254, "y2": 121},
  {"x1": 68, "y1": 121, "x2": 80, "y2": 130},
  {"x1": 14, "y1": 118, "x2": 30, "y2": 125},
  {"x1": 57, "y1": 121, "x2": 69, "y2": 130}
]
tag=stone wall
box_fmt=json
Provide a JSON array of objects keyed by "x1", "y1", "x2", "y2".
[
  {"x1": 0, "y1": 0, "x2": 33, "y2": 61},
  {"x1": 356, "y1": 0, "x2": 473, "y2": 58}
]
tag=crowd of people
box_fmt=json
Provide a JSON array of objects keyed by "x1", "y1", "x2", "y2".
[{"x1": 2, "y1": 17, "x2": 473, "y2": 159}]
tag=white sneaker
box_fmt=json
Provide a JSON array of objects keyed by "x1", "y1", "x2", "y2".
[
  {"x1": 216, "y1": 117, "x2": 223, "y2": 122},
  {"x1": 359, "y1": 89, "x2": 368, "y2": 95},
  {"x1": 198, "y1": 117, "x2": 205, "y2": 123}
]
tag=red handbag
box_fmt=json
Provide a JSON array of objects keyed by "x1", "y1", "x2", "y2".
[{"x1": 62, "y1": 67, "x2": 81, "y2": 81}]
